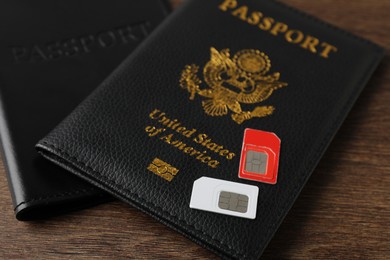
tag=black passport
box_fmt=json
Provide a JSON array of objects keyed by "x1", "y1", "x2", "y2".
[
  {"x1": 0, "y1": 0, "x2": 169, "y2": 220},
  {"x1": 36, "y1": 0, "x2": 384, "y2": 258}
]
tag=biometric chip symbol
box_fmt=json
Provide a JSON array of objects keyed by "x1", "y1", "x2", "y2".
[{"x1": 147, "y1": 158, "x2": 179, "y2": 182}]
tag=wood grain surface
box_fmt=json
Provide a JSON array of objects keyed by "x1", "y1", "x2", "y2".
[{"x1": 1, "y1": 0, "x2": 389, "y2": 259}]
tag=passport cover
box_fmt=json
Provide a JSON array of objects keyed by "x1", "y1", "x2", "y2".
[
  {"x1": 36, "y1": 0, "x2": 384, "y2": 258},
  {"x1": 0, "y1": 0, "x2": 169, "y2": 220}
]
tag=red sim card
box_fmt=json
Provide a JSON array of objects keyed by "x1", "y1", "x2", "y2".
[{"x1": 238, "y1": 129, "x2": 281, "y2": 184}]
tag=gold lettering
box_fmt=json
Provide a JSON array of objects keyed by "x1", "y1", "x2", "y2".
[
  {"x1": 176, "y1": 126, "x2": 186, "y2": 133},
  {"x1": 171, "y1": 140, "x2": 187, "y2": 150},
  {"x1": 226, "y1": 153, "x2": 236, "y2": 160},
  {"x1": 196, "y1": 151, "x2": 208, "y2": 160},
  {"x1": 201, "y1": 138, "x2": 212, "y2": 146},
  {"x1": 300, "y1": 35, "x2": 320, "y2": 53},
  {"x1": 160, "y1": 133, "x2": 174, "y2": 143},
  {"x1": 167, "y1": 119, "x2": 178, "y2": 128},
  {"x1": 218, "y1": 3, "x2": 338, "y2": 59},
  {"x1": 145, "y1": 126, "x2": 154, "y2": 132},
  {"x1": 149, "y1": 109, "x2": 161, "y2": 119},
  {"x1": 247, "y1": 11, "x2": 263, "y2": 25},
  {"x1": 285, "y1": 30, "x2": 304, "y2": 44},
  {"x1": 148, "y1": 110, "x2": 234, "y2": 169},
  {"x1": 184, "y1": 147, "x2": 194, "y2": 154},
  {"x1": 232, "y1": 6, "x2": 248, "y2": 21},
  {"x1": 219, "y1": 0, "x2": 237, "y2": 11},
  {"x1": 193, "y1": 133, "x2": 206, "y2": 144},
  {"x1": 206, "y1": 142, "x2": 218, "y2": 151},
  {"x1": 145, "y1": 126, "x2": 165, "y2": 137},
  {"x1": 159, "y1": 116, "x2": 170, "y2": 125},
  {"x1": 191, "y1": 150, "x2": 201, "y2": 156},
  {"x1": 214, "y1": 145, "x2": 224, "y2": 153},
  {"x1": 182, "y1": 128, "x2": 197, "y2": 138},
  {"x1": 208, "y1": 160, "x2": 220, "y2": 168},
  {"x1": 200, "y1": 156, "x2": 212, "y2": 163},
  {"x1": 320, "y1": 42, "x2": 338, "y2": 58},
  {"x1": 259, "y1": 17, "x2": 274, "y2": 31},
  {"x1": 219, "y1": 149, "x2": 229, "y2": 156},
  {"x1": 270, "y1": 22, "x2": 288, "y2": 36},
  {"x1": 171, "y1": 122, "x2": 181, "y2": 130}
]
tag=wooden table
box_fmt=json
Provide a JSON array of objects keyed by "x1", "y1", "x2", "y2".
[{"x1": 1, "y1": 0, "x2": 389, "y2": 258}]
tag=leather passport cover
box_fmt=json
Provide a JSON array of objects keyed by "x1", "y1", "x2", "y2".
[
  {"x1": 36, "y1": 0, "x2": 384, "y2": 258},
  {"x1": 0, "y1": 0, "x2": 169, "y2": 220}
]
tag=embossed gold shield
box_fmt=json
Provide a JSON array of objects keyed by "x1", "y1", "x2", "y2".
[{"x1": 180, "y1": 47, "x2": 287, "y2": 124}]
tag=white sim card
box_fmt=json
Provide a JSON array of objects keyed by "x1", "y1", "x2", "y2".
[{"x1": 190, "y1": 177, "x2": 259, "y2": 219}]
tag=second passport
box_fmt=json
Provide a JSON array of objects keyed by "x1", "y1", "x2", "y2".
[{"x1": 0, "y1": 0, "x2": 170, "y2": 220}]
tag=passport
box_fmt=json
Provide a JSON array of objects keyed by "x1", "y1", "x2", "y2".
[
  {"x1": 36, "y1": 0, "x2": 384, "y2": 258},
  {"x1": 0, "y1": 0, "x2": 169, "y2": 220}
]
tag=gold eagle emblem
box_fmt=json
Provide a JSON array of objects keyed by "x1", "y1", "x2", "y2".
[{"x1": 180, "y1": 47, "x2": 287, "y2": 124}]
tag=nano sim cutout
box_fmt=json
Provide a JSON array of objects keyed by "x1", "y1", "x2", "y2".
[
  {"x1": 239, "y1": 129, "x2": 281, "y2": 184},
  {"x1": 190, "y1": 177, "x2": 258, "y2": 219}
]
